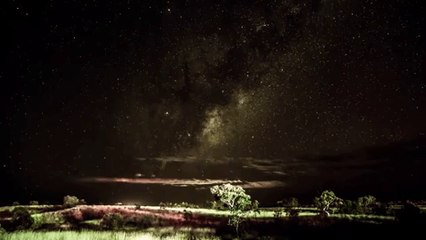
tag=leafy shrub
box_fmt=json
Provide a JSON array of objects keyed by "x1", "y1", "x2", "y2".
[
  {"x1": 32, "y1": 213, "x2": 62, "y2": 230},
  {"x1": 339, "y1": 196, "x2": 378, "y2": 214},
  {"x1": 281, "y1": 198, "x2": 300, "y2": 217},
  {"x1": 356, "y1": 195, "x2": 377, "y2": 214},
  {"x1": 11, "y1": 207, "x2": 34, "y2": 230},
  {"x1": 339, "y1": 200, "x2": 358, "y2": 214},
  {"x1": 63, "y1": 195, "x2": 80, "y2": 208},
  {"x1": 29, "y1": 201, "x2": 39, "y2": 205},
  {"x1": 101, "y1": 213, "x2": 125, "y2": 230}
]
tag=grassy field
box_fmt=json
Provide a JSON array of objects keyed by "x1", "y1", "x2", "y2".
[
  {"x1": 1, "y1": 204, "x2": 425, "y2": 240},
  {"x1": 0, "y1": 229, "x2": 219, "y2": 240}
]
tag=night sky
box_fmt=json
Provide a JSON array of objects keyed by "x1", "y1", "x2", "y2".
[{"x1": 1, "y1": 0, "x2": 425, "y2": 204}]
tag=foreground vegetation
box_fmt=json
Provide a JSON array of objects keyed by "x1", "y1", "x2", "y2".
[
  {"x1": 1, "y1": 185, "x2": 425, "y2": 239},
  {"x1": 0, "y1": 229, "x2": 219, "y2": 240}
]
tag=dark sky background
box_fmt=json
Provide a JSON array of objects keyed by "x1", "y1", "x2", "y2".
[{"x1": 1, "y1": 0, "x2": 425, "y2": 204}]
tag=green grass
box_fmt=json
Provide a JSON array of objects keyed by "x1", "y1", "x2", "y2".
[{"x1": 0, "y1": 229, "x2": 219, "y2": 240}]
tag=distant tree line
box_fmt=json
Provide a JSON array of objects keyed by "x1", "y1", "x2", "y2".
[{"x1": 2, "y1": 187, "x2": 426, "y2": 232}]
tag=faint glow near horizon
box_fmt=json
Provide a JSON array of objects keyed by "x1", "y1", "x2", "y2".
[{"x1": 78, "y1": 177, "x2": 285, "y2": 188}]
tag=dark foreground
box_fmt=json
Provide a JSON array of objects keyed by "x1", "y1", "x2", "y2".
[{"x1": 1, "y1": 205, "x2": 425, "y2": 239}]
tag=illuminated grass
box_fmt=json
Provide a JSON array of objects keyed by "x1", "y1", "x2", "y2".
[
  {"x1": 0, "y1": 229, "x2": 219, "y2": 240},
  {"x1": 139, "y1": 206, "x2": 318, "y2": 218},
  {"x1": 331, "y1": 214, "x2": 395, "y2": 221}
]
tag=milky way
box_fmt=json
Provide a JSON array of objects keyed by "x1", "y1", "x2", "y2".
[{"x1": 1, "y1": 0, "x2": 425, "y2": 204}]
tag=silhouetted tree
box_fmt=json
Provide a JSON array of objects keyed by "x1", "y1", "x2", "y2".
[
  {"x1": 314, "y1": 190, "x2": 343, "y2": 216},
  {"x1": 210, "y1": 184, "x2": 254, "y2": 235}
]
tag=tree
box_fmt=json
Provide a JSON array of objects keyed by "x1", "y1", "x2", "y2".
[
  {"x1": 210, "y1": 184, "x2": 252, "y2": 211},
  {"x1": 314, "y1": 190, "x2": 343, "y2": 216},
  {"x1": 210, "y1": 184, "x2": 254, "y2": 234}
]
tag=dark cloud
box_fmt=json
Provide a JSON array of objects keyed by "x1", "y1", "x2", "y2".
[{"x1": 78, "y1": 177, "x2": 286, "y2": 189}]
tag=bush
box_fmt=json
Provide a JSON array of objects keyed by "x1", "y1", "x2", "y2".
[
  {"x1": 101, "y1": 213, "x2": 125, "y2": 230},
  {"x1": 32, "y1": 213, "x2": 62, "y2": 230},
  {"x1": 339, "y1": 200, "x2": 358, "y2": 214},
  {"x1": 356, "y1": 195, "x2": 377, "y2": 214},
  {"x1": 126, "y1": 215, "x2": 157, "y2": 229},
  {"x1": 63, "y1": 195, "x2": 80, "y2": 207},
  {"x1": 283, "y1": 198, "x2": 300, "y2": 217},
  {"x1": 11, "y1": 207, "x2": 34, "y2": 230},
  {"x1": 29, "y1": 201, "x2": 39, "y2": 205},
  {"x1": 12, "y1": 201, "x2": 20, "y2": 206}
]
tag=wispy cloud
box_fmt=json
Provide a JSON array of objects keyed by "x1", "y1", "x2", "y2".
[{"x1": 78, "y1": 177, "x2": 285, "y2": 188}]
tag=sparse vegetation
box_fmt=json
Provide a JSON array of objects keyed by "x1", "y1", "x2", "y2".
[
  {"x1": 101, "y1": 213, "x2": 126, "y2": 230},
  {"x1": 159, "y1": 202, "x2": 200, "y2": 209},
  {"x1": 0, "y1": 190, "x2": 425, "y2": 239},
  {"x1": 356, "y1": 195, "x2": 377, "y2": 214},
  {"x1": 63, "y1": 195, "x2": 81, "y2": 208},
  {"x1": 0, "y1": 230, "x2": 220, "y2": 240},
  {"x1": 32, "y1": 213, "x2": 63, "y2": 230},
  {"x1": 278, "y1": 198, "x2": 300, "y2": 217},
  {"x1": 339, "y1": 199, "x2": 358, "y2": 214},
  {"x1": 11, "y1": 207, "x2": 34, "y2": 230}
]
